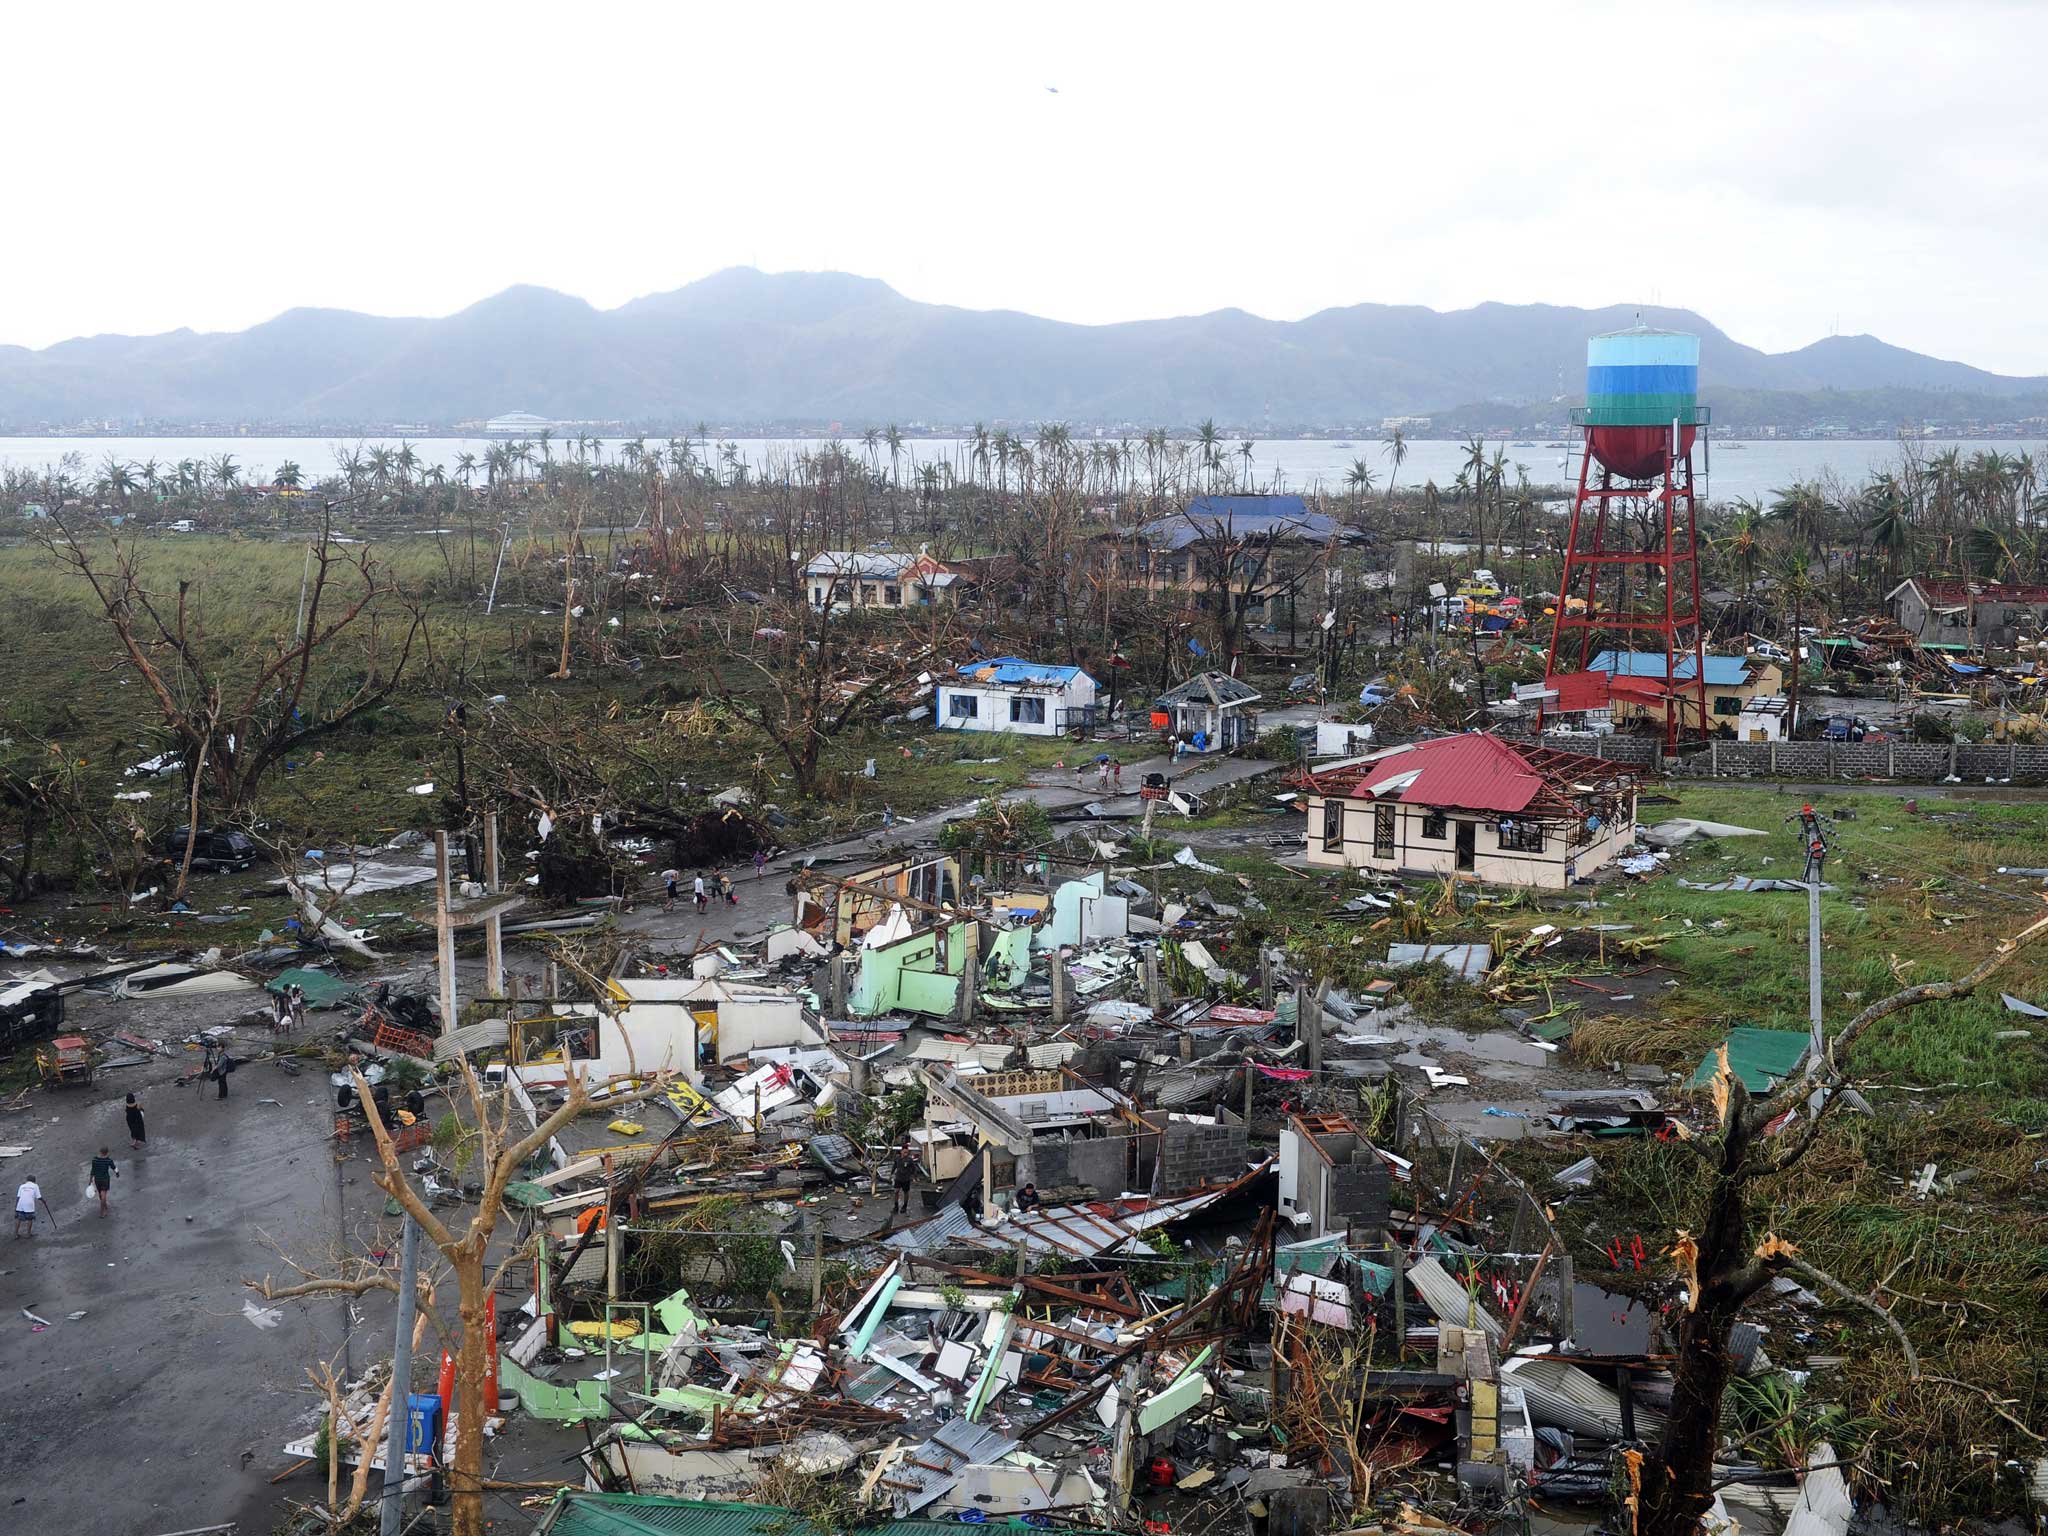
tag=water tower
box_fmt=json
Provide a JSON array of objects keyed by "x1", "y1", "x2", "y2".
[{"x1": 1539, "y1": 324, "x2": 1709, "y2": 749}]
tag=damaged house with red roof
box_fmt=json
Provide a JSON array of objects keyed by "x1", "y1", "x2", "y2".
[{"x1": 1299, "y1": 734, "x2": 1641, "y2": 889}]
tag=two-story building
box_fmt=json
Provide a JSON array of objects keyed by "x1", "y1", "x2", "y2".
[
  {"x1": 1301, "y1": 733, "x2": 1640, "y2": 889},
  {"x1": 1123, "y1": 495, "x2": 1341, "y2": 625}
]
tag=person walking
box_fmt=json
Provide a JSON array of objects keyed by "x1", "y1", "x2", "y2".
[
  {"x1": 270, "y1": 987, "x2": 290, "y2": 1034},
  {"x1": 204, "y1": 1041, "x2": 231, "y2": 1099},
  {"x1": 662, "y1": 868, "x2": 680, "y2": 912},
  {"x1": 288, "y1": 985, "x2": 306, "y2": 1032},
  {"x1": 14, "y1": 1175, "x2": 47, "y2": 1237},
  {"x1": 753, "y1": 847, "x2": 768, "y2": 880},
  {"x1": 692, "y1": 872, "x2": 708, "y2": 914},
  {"x1": 719, "y1": 869, "x2": 737, "y2": 906},
  {"x1": 882, "y1": 804, "x2": 895, "y2": 831},
  {"x1": 1111, "y1": 758, "x2": 1124, "y2": 793},
  {"x1": 88, "y1": 1148, "x2": 116, "y2": 1216},
  {"x1": 891, "y1": 1140, "x2": 920, "y2": 1215},
  {"x1": 124, "y1": 1093, "x2": 146, "y2": 1150},
  {"x1": 1096, "y1": 757, "x2": 1111, "y2": 792}
]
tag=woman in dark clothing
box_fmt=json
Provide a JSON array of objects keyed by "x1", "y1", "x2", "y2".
[
  {"x1": 89, "y1": 1148, "x2": 116, "y2": 1215},
  {"x1": 124, "y1": 1093, "x2": 147, "y2": 1149}
]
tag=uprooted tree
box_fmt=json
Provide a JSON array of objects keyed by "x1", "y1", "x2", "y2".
[
  {"x1": 1641, "y1": 909, "x2": 2048, "y2": 1536},
  {"x1": 35, "y1": 504, "x2": 428, "y2": 826},
  {"x1": 710, "y1": 581, "x2": 955, "y2": 800},
  {"x1": 246, "y1": 950, "x2": 661, "y2": 1536}
]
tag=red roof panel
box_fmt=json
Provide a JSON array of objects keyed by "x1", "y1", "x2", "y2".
[{"x1": 1344, "y1": 733, "x2": 1635, "y2": 817}]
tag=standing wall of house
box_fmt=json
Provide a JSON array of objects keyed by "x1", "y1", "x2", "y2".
[
  {"x1": 937, "y1": 683, "x2": 1073, "y2": 736},
  {"x1": 1304, "y1": 797, "x2": 1637, "y2": 889}
]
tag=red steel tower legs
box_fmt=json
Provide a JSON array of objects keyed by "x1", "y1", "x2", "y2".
[{"x1": 1540, "y1": 421, "x2": 1708, "y2": 752}]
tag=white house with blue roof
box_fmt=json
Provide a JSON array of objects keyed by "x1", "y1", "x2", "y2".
[{"x1": 938, "y1": 657, "x2": 1099, "y2": 736}]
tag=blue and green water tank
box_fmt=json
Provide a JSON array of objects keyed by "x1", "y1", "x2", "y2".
[{"x1": 1583, "y1": 326, "x2": 1699, "y2": 479}]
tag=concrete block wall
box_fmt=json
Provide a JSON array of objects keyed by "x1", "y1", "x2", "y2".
[
  {"x1": 1158, "y1": 1112, "x2": 1248, "y2": 1191},
  {"x1": 1689, "y1": 738, "x2": 2048, "y2": 785}
]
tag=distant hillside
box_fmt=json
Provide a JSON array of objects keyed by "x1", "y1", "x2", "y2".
[{"x1": 1, "y1": 268, "x2": 2041, "y2": 430}]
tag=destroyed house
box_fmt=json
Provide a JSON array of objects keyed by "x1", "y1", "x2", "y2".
[
  {"x1": 794, "y1": 853, "x2": 961, "y2": 947},
  {"x1": 1279, "y1": 1112, "x2": 1396, "y2": 1238},
  {"x1": 510, "y1": 975, "x2": 823, "y2": 1090},
  {"x1": 1887, "y1": 575, "x2": 2048, "y2": 650},
  {"x1": 1300, "y1": 734, "x2": 1639, "y2": 889},
  {"x1": 802, "y1": 549, "x2": 968, "y2": 608},
  {"x1": 937, "y1": 657, "x2": 1099, "y2": 735},
  {"x1": 918, "y1": 1065, "x2": 1248, "y2": 1199}
]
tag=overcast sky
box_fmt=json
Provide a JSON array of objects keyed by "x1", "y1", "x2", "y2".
[{"x1": 8, "y1": 1, "x2": 2045, "y2": 372}]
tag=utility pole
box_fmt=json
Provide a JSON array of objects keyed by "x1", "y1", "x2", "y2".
[
  {"x1": 379, "y1": 1215, "x2": 420, "y2": 1536},
  {"x1": 1797, "y1": 804, "x2": 1830, "y2": 1067}
]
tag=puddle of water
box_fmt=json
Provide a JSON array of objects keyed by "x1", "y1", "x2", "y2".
[{"x1": 1572, "y1": 1280, "x2": 1658, "y2": 1354}]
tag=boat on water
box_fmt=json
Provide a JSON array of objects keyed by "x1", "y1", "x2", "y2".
[
  {"x1": 1544, "y1": 441, "x2": 1567, "y2": 448},
  {"x1": 1511, "y1": 441, "x2": 1537, "y2": 447},
  {"x1": 1721, "y1": 442, "x2": 1747, "y2": 450}
]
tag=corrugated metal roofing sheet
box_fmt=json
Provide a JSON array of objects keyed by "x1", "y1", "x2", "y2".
[
  {"x1": 1347, "y1": 734, "x2": 1544, "y2": 815},
  {"x1": 1591, "y1": 649, "x2": 1751, "y2": 688},
  {"x1": 956, "y1": 656, "x2": 1089, "y2": 687},
  {"x1": 1501, "y1": 1356, "x2": 1668, "y2": 1441},
  {"x1": 541, "y1": 1494, "x2": 1090, "y2": 1536},
  {"x1": 890, "y1": 1418, "x2": 1020, "y2": 1514},
  {"x1": 1406, "y1": 1255, "x2": 1503, "y2": 1340}
]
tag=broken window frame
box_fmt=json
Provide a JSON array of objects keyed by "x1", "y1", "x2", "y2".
[
  {"x1": 1009, "y1": 696, "x2": 1046, "y2": 725},
  {"x1": 1372, "y1": 803, "x2": 1395, "y2": 859},
  {"x1": 1421, "y1": 810, "x2": 1448, "y2": 840}
]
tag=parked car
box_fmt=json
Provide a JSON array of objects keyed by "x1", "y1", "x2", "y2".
[
  {"x1": 1820, "y1": 716, "x2": 1870, "y2": 742},
  {"x1": 1359, "y1": 682, "x2": 1396, "y2": 708},
  {"x1": 1749, "y1": 640, "x2": 1792, "y2": 664},
  {"x1": 161, "y1": 826, "x2": 258, "y2": 872}
]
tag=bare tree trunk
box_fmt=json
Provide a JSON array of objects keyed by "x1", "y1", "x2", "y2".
[
  {"x1": 172, "y1": 727, "x2": 213, "y2": 907},
  {"x1": 450, "y1": 1258, "x2": 490, "y2": 1536}
]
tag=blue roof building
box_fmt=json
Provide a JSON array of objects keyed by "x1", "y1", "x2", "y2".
[
  {"x1": 1590, "y1": 650, "x2": 1754, "y2": 688},
  {"x1": 939, "y1": 657, "x2": 1099, "y2": 736}
]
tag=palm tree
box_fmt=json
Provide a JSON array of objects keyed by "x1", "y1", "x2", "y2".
[
  {"x1": 454, "y1": 452, "x2": 479, "y2": 489},
  {"x1": 1721, "y1": 498, "x2": 1765, "y2": 618},
  {"x1": 98, "y1": 456, "x2": 137, "y2": 502},
  {"x1": 368, "y1": 445, "x2": 396, "y2": 487},
  {"x1": 862, "y1": 428, "x2": 881, "y2": 477},
  {"x1": 970, "y1": 424, "x2": 991, "y2": 488},
  {"x1": 210, "y1": 454, "x2": 240, "y2": 496},
  {"x1": 1383, "y1": 427, "x2": 1407, "y2": 507},
  {"x1": 1462, "y1": 436, "x2": 1489, "y2": 561},
  {"x1": 275, "y1": 460, "x2": 304, "y2": 491},
  {"x1": 1195, "y1": 419, "x2": 1222, "y2": 487},
  {"x1": 138, "y1": 458, "x2": 163, "y2": 499},
  {"x1": 1779, "y1": 551, "x2": 1821, "y2": 735},
  {"x1": 1861, "y1": 478, "x2": 1911, "y2": 589},
  {"x1": 884, "y1": 425, "x2": 905, "y2": 488},
  {"x1": 395, "y1": 441, "x2": 421, "y2": 489},
  {"x1": 1237, "y1": 440, "x2": 1255, "y2": 491}
]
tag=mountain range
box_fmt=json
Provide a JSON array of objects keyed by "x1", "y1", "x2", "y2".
[{"x1": 3, "y1": 268, "x2": 2043, "y2": 430}]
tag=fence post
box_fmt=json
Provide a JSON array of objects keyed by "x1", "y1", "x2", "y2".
[
  {"x1": 2012, "y1": 743, "x2": 2020, "y2": 780},
  {"x1": 1889, "y1": 742, "x2": 1896, "y2": 778},
  {"x1": 1769, "y1": 742, "x2": 1778, "y2": 776},
  {"x1": 1711, "y1": 740, "x2": 1719, "y2": 776},
  {"x1": 1949, "y1": 743, "x2": 1959, "y2": 779}
]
